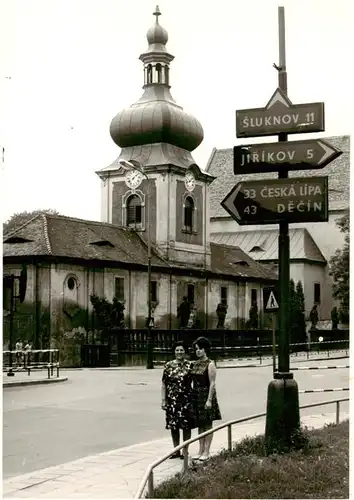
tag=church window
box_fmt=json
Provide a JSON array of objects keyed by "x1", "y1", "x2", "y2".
[
  {"x1": 147, "y1": 64, "x2": 152, "y2": 84},
  {"x1": 115, "y1": 277, "x2": 125, "y2": 302},
  {"x1": 314, "y1": 283, "x2": 321, "y2": 304},
  {"x1": 187, "y1": 284, "x2": 195, "y2": 304},
  {"x1": 127, "y1": 195, "x2": 142, "y2": 226},
  {"x1": 164, "y1": 65, "x2": 169, "y2": 85},
  {"x1": 67, "y1": 277, "x2": 76, "y2": 290},
  {"x1": 251, "y1": 288, "x2": 257, "y2": 306},
  {"x1": 220, "y1": 286, "x2": 228, "y2": 305},
  {"x1": 184, "y1": 196, "x2": 194, "y2": 232},
  {"x1": 156, "y1": 63, "x2": 162, "y2": 83},
  {"x1": 151, "y1": 281, "x2": 158, "y2": 302}
]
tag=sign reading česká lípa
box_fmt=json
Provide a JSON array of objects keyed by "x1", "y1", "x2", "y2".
[{"x1": 221, "y1": 176, "x2": 328, "y2": 225}]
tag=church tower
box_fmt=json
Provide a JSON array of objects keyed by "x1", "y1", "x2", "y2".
[{"x1": 97, "y1": 6, "x2": 215, "y2": 267}]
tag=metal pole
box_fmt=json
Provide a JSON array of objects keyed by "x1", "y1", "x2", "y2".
[
  {"x1": 7, "y1": 276, "x2": 15, "y2": 377},
  {"x1": 336, "y1": 400, "x2": 340, "y2": 425},
  {"x1": 277, "y1": 6, "x2": 289, "y2": 374},
  {"x1": 265, "y1": 7, "x2": 300, "y2": 452},
  {"x1": 272, "y1": 314, "x2": 277, "y2": 375},
  {"x1": 147, "y1": 471, "x2": 154, "y2": 498},
  {"x1": 146, "y1": 174, "x2": 153, "y2": 369},
  {"x1": 227, "y1": 425, "x2": 232, "y2": 451}
]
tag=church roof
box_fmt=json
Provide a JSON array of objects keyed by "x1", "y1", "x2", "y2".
[
  {"x1": 206, "y1": 135, "x2": 350, "y2": 219},
  {"x1": 3, "y1": 214, "x2": 277, "y2": 282},
  {"x1": 210, "y1": 228, "x2": 326, "y2": 264}
]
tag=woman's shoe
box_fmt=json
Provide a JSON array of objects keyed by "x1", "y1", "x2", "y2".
[
  {"x1": 192, "y1": 454, "x2": 201, "y2": 461},
  {"x1": 169, "y1": 452, "x2": 181, "y2": 459},
  {"x1": 198, "y1": 455, "x2": 210, "y2": 461}
]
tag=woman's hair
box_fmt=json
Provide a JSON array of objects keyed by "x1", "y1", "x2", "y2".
[
  {"x1": 193, "y1": 336, "x2": 211, "y2": 355},
  {"x1": 172, "y1": 340, "x2": 187, "y2": 354}
]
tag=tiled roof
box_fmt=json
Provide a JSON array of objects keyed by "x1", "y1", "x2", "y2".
[
  {"x1": 206, "y1": 135, "x2": 350, "y2": 219},
  {"x1": 210, "y1": 243, "x2": 277, "y2": 281},
  {"x1": 210, "y1": 228, "x2": 326, "y2": 263},
  {"x1": 3, "y1": 214, "x2": 167, "y2": 267},
  {"x1": 3, "y1": 214, "x2": 277, "y2": 281}
]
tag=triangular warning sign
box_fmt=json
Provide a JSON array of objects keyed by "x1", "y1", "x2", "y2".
[{"x1": 266, "y1": 291, "x2": 279, "y2": 310}]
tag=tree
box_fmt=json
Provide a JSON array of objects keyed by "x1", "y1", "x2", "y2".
[
  {"x1": 3, "y1": 209, "x2": 60, "y2": 234},
  {"x1": 90, "y1": 294, "x2": 125, "y2": 342},
  {"x1": 294, "y1": 281, "x2": 306, "y2": 344},
  {"x1": 248, "y1": 302, "x2": 258, "y2": 329},
  {"x1": 329, "y1": 212, "x2": 349, "y2": 323}
]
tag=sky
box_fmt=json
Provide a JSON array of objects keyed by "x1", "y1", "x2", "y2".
[{"x1": 0, "y1": 0, "x2": 352, "y2": 223}]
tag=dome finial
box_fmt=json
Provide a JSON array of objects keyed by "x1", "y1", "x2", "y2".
[{"x1": 153, "y1": 5, "x2": 161, "y2": 23}]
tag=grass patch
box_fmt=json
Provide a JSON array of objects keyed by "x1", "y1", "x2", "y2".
[{"x1": 152, "y1": 420, "x2": 349, "y2": 499}]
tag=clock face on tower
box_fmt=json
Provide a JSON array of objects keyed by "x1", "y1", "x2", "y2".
[
  {"x1": 184, "y1": 172, "x2": 196, "y2": 192},
  {"x1": 125, "y1": 170, "x2": 144, "y2": 189}
]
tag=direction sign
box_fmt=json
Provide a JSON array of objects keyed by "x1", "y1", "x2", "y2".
[
  {"x1": 236, "y1": 88, "x2": 324, "y2": 138},
  {"x1": 234, "y1": 139, "x2": 342, "y2": 175},
  {"x1": 263, "y1": 287, "x2": 279, "y2": 313},
  {"x1": 221, "y1": 176, "x2": 328, "y2": 225}
]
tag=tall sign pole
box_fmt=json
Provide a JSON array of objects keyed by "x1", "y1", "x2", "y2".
[{"x1": 265, "y1": 6, "x2": 300, "y2": 451}]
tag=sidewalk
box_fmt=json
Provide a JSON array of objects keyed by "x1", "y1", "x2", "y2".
[
  {"x1": 3, "y1": 411, "x2": 349, "y2": 499},
  {"x1": 3, "y1": 371, "x2": 68, "y2": 388}
]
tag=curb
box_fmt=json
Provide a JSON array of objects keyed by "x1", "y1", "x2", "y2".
[{"x1": 3, "y1": 377, "x2": 68, "y2": 388}]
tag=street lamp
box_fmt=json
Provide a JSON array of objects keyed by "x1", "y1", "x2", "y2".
[{"x1": 118, "y1": 159, "x2": 153, "y2": 369}]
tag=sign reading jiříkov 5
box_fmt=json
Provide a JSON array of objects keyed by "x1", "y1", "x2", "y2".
[
  {"x1": 221, "y1": 176, "x2": 328, "y2": 225},
  {"x1": 234, "y1": 139, "x2": 342, "y2": 174},
  {"x1": 236, "y1": 88, "x2": 324, "y2": 138}
]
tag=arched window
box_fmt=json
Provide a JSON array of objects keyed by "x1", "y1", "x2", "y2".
[
  {"x1": 184, "y1": 196, "x2": 194, "y2": 231},
  {"x1": 147, "y1": 64, "x2": 152, "y2": 84},
  {"x1": 156, "y1": 63, "x2": 162, "y2": 83},
  {"x1": 127, "y1": 195, "x2": 142, "y2": 226}
]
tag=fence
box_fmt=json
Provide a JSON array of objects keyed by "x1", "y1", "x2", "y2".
[
  {"x1": 136, "y1": 397, "x2": 349, "y2": 498},
  {"x1": 91, "y1": 329, "x2": 349, "y2": 367},
  {"x1": 3, "y1": 349, "x2": 60, "y2": 379}
]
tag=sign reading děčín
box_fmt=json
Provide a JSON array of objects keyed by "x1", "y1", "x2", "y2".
[
  {"x1": 221, "y1": 176, "x2": 328, "y2": 225},
  {"x1": 234, "y1": 139, "x2": 342, "y2": 174},
  {"x1": 236, "y1": 88, "x2": 324, "y2": 138}
]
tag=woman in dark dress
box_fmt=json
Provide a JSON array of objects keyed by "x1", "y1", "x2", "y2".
[
  {"x1": 191, "y1": 336, "x2": 221, "y2": 461},
  {"x1": 161, "y1": 341, "x2": 195, "y2": 458}
]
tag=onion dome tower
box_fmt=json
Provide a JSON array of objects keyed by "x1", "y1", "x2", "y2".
[{"x1": 109, "y1": 6, "x2": 204, "y2": 167}]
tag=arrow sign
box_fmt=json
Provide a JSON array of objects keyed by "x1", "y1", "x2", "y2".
[
  {"x1": 221, "y1": 176, "x2": 328, "y2": 225},
  {"x1": 236, "y1": 88, "x2": 324, "y2": 138},
  {"x1": 234, "y1": 139, "x2": 342, "y2": 174}
]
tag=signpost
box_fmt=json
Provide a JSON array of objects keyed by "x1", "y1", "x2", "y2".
[
  {"x1": 223, "y1": 6, "x2": 343, "y2": 453},
  {"x1": 234, "y1": 139, "x2": 342, "y2": 174},
  {"x1": 236, "y1": 88, "x2": 324, "y2": 138},
  {"x1": 221, "y1": 176, "x2": 328, "y2": 225},
  {"x1": 263, "y1": 287, "x2": 279, "y2": 375}
]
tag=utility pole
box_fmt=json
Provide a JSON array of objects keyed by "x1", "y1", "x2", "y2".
[{"x1": 264, "y1": 6, "x2": 300, "y2": 451}]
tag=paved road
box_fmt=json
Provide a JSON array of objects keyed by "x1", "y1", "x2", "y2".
[{"x1": 3, "y1": 358, "x2": 349, "y2": 479}]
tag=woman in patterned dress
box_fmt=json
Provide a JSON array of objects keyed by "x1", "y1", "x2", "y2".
[
  {"x1": 191, "y1": 336, "x2": 221, "y2": 461},
  {"x1": 161, "y1": 341, "x2": 195, "y2": 458}
]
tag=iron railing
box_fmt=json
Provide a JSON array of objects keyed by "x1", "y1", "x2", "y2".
[
  {"x1": 136, "y1": 397, "x2": 349, "y2": 498},
  {"x1": 3, "y1": 349, "x2": 60, "y2": 379}
]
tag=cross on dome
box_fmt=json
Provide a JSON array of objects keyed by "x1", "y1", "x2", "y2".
[{"x1": 153, "y1": 5, "x2": 161, "y2": 22}]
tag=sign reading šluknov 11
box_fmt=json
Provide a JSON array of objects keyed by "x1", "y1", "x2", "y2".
[
  {"x1": 236, "y1": 88, "x2": 324, "y2": 138},
  {"x1": 221, "y1": 176, "x2": 328, "y2": 225},
  {"x1": 234, "y1": 139, "x2": 342, "y2": 174}
]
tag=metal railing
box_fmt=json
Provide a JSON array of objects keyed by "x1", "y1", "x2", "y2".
[
  {"x1": 136, "y1": 397, "x2": 349, "y2": 498},
  {"x1": 3, "y1": 349, "x2": 60, "y2": 379}
]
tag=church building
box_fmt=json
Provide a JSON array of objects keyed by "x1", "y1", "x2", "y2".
[{"x1": 3, "y1": 8, "x2": 277, "y2": 347}]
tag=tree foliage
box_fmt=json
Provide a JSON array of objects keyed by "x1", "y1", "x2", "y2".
[
  {"x1": 90, "y1": 294, "x2": 125, "y2": 342},
  {"x1": 329, "y1": 212, "x2": 349, "y2": 323},
  {"x1": 3, "y1": 208, "x2": 60, "y2": 234},
  {"x1": 288, "y1": 279, "x2": 306, "y2": 344},
  {"x1": 248, "y1": 302, "x2": 259, "y2": 329}
]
